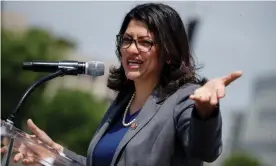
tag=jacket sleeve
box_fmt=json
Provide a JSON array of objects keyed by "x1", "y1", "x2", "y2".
[
  {"x1": 174, "y1": 84, "x2": 222, "y2": 162},
  {"x1": 62, "y1": 148, "x2": 87, "y2": 166}
]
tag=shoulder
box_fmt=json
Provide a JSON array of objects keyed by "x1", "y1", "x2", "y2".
[
  {"x1": 174, "y1": 83, "x2": 201, "y2": 101},
  {"x1": 159, "y1": 83, "x2": 201, "y2": 105},
  {"x1": 171, "y1": 83, "x2": 201, "y2": 117},
  {"x1": 159, "y1": 83, "x2": 201, "y2": 111},
  {"x1": 177, "y1": 83, "x2": 201, "y2": 94}
]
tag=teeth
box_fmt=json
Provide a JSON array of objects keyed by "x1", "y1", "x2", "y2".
[
  {"x1": 128, "y1": 59, "x2": 143, "y2": 64},
  {"x1": 129, "y1": 63, "x2": 138, "y2": 66}
]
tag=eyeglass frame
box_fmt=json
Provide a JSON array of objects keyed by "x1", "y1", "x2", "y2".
[{"x1": 116, "y1": 34, "x2": 157, "y2": 53}]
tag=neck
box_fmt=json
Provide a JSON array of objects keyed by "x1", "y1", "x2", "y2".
[{"x1": 129, "y1": 77, "x2": 158, "y2": 114}]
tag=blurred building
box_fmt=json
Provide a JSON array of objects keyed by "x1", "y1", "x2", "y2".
[
  {"x1": 228, "y1": 73, "x2": 276, "y2": 166},
  {"x1": 227, "y1": 110, "x2": 245, "y2": 153},
  {"x1": 1, "y1": 12, "x2": 28, "y2": 32}
]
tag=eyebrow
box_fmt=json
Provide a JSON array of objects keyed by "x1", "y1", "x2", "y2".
[{"x1": 124, "y1": 33, "x2": 152, "y2": 39}]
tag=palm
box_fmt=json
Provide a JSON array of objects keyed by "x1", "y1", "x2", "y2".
[{"x1": 190, "y1": 71, "x2": 243, "y2": 117}]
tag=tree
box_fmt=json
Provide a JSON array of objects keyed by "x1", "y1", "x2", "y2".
[
  {"x1": 1, "y1": 28, "x2": 74, "y2": 126},
  {"x1": 26, "y1": 89, "x2": 107, "y2": 155},
  {"x1": 222, "y1": 152, "x2": 262, "y2": 166},
  {"x1": 2, "y1": 27, "x2": 108, "y2": 155}
]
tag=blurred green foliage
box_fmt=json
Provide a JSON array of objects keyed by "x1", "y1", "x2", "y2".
[
  {"x1": 29, "y1": 89, "x2": 107, "y2": 155},
  {"x1": 1, "y1": 28, "x2": 73, "y2": 123},
  {"x1": 1, "y1": 27, "x2": 108, "y2": 155},
  {"x1": 222, "y1": 152, "x2": 262, "y2": 166}
]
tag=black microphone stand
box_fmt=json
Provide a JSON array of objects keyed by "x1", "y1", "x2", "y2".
[{"x1": 2, "y1": 67, "x2": 78, "y2": 166}]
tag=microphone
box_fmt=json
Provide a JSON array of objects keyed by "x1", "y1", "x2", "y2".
[{"x1": 22, "y1": 60, "x2": 105, "y2": 77}]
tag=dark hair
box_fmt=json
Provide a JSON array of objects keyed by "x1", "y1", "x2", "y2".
[{"x1": 107, "y1": 3, "x2": 206, "y2": 102}]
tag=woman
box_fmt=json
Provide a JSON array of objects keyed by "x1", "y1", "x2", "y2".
[{"x1": 8, "y1": 2, "x2": 242, "y2": 166}]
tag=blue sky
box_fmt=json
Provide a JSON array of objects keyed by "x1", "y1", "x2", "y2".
[{"x1": 3, "y1": 1, "x2": 276, "y2": 155}]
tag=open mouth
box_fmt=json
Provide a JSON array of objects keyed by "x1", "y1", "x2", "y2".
[{"x1": 127, "y1": 59, "x2": 143, "y2": 67}]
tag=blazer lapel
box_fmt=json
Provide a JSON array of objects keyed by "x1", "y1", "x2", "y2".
[
  {"x1": 111, "y1": 95, "x2": 162, "y2": 166},
  {"x1": 87, "y1": 93, "x2": 133, "y2": 166}
]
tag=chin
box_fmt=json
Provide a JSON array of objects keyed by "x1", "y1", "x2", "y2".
[{"x1": 125, "y1": 71, "x2": 141, "y2": 80}]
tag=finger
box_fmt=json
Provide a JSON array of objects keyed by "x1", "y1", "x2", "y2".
[
  {"x1": 22, "y1": 156, "x2": 35, "y2": 165},
  {"x1": 191, "y1": 88, "x2": 211, "y2": 102},
  {"x1": 202, "y1": 94, "x2": 211, "y2": 103},
  {"x1": 27, "y1": 119, "x2": 42, "y2": 136},
  {"x1": 222, "y1": 70, "x2": 243, "y2": 86},
  {"x1": 22, "y1": 159, "x2": 30, "y2": 165},
  {"x1": 27, "y1": 135, "x2": 43, "y2": 144},
  {"x1": 191, "y1": 94, "x2": 211, "y2": 103},
  {"x1": 196, "y1": 89, "x2": 211, "y2": 103},
  {"x1": 13, "y1": 153, "x2": 24, "y2": 163},
  {"x1": 190, "y1": 89, "x2": 203, "y2": 100},
  {"x1": 190, "y1": 94, "x2": 203, "y2": 102},
  {"x1": 27, "y1": 119, "x2": 54, "y2": 147},
  {"x1": 25, "y1": 143, "x2": 43, "y2": 155},
  {"x1": 3, "y1": 137, "x2": 10, "y2": 145},
  {"x1": 0, "y1": 146, "x2": 8, "y2": 154},
  {"x1": 189, "y1": 94, "x2": 196, "y2": 100},
  {"x1": 26, "y1": 150, "x2": 35, "y2": 157},
  {"x1": 216, "y1": 86, "x2": 226, "y2": 98},
  {"x1": 210, "y1": 92, "x2": 218, "y2": 106}
]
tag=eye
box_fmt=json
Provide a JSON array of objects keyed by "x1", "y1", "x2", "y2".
[
  {"x1": 121, "y1": 36, "x2": 132, "y2": 45},
  {"x1": 138, "y1": 40, "x2": 153, "y2": 47}
]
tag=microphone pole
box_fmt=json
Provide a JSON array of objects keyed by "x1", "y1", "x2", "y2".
[{"x1": 2, "y1": 67, "x2": 77, "y2": 166}]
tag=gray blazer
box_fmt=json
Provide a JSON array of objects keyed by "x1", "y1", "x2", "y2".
[{"x1": 63, "y1": 83, "x2": 222, "y2": 166}]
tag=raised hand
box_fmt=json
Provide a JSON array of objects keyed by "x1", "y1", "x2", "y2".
[{"x1": 189, "y1": 71, "x2": 243, "y2": 118}]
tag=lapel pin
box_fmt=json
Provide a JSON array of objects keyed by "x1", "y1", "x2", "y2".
[{"x1": 130, "y1": 122, "x2": 137, "y2": 130}]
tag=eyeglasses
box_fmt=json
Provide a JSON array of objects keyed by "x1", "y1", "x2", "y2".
[{"x1": 116, "y1": 35, "x2": 155, "y2": 53}]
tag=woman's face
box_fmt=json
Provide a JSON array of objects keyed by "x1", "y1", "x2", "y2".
[{"x1": 120, "y1": 19, "x2": 161, "y2": 83}]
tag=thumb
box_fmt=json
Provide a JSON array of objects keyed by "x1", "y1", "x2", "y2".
[
  {"x1": 222, "y1": 70, "x2": 243, "y2": 86},
  {"x1": 27, "y1": 119, "x2": 43, "y2": 137},
  {"x1": 27, "y1": 119, "x2": 54, "y2": 147}
]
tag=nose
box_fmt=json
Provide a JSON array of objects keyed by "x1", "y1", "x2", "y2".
[{"x1": 127, "y1": 41, "x2": 139, "y2": 55}]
